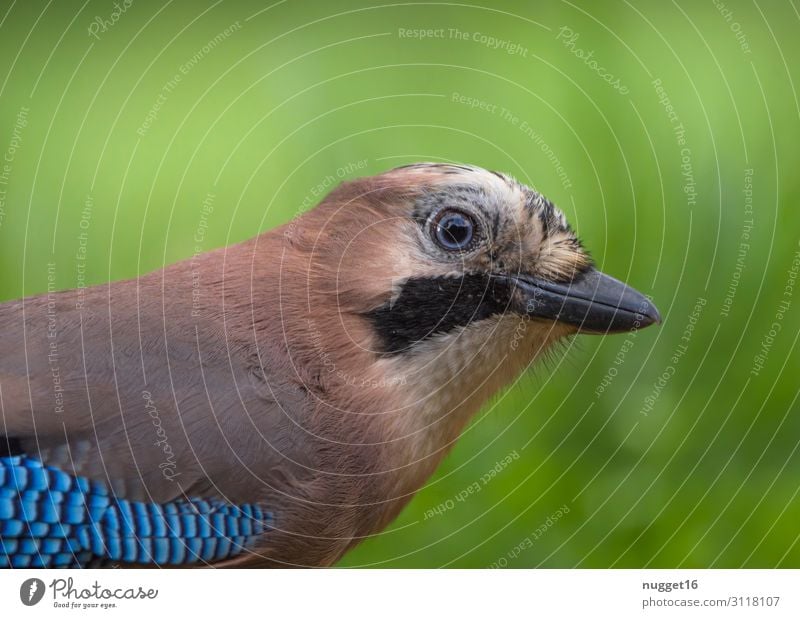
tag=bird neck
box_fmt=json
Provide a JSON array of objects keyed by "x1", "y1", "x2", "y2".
[{"x1": 377, "y1": 315, "x2": 565, "y2": 462}]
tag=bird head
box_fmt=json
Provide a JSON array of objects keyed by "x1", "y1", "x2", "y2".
[{"x1": 277, "y1": 163, "x2": 660, "y2": 448}]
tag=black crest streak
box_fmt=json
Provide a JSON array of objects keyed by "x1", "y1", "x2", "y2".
[
  {"x1": 366, "y1": 275, "x2": 512, "y2": 356},
  {"x1": 525, "y1": 191, "x2": 563, "y2": 241}
]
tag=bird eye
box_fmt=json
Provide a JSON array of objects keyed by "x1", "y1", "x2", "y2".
[{"x1": 432, "y1": 210, "x2": 476, "y2": 251}]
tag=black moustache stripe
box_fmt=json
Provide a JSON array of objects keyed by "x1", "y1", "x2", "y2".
[{"x1": 366, "y1": 274, "x2": 512, "y2": 356}]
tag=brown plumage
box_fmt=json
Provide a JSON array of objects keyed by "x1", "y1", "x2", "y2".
[{"x1": 0, "y1": 163, "x2": 659, "y2": 567}]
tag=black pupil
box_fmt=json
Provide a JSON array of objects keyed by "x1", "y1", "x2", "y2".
[{"x1": 437, "y1": 212, "x2": 473, "y2": 249}]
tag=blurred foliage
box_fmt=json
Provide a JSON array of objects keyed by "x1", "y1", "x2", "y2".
[{"x1": 0, "y1": 0, "x2": 798, "y2": 567}]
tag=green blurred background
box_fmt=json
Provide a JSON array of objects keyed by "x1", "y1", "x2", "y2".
[{"x1": 0, "y1": 0, "x2": 798, "y2": 567}]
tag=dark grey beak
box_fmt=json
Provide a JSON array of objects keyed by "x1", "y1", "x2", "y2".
[{"x1": 509, "y1": 267, "x2": 661, "y2": 333}]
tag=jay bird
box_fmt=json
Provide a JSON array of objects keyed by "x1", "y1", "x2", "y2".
[{"x1": 0, "y1": 163, "x2": 660, "y2": 567}]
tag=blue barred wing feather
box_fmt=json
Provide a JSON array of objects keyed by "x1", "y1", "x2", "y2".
[{"x1": 0, "y1": 456, "x2": 271, "y2": 568}]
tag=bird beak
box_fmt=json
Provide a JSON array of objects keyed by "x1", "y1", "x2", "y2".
[{"x1": 507, "y1": 267, "x2": 661, "y2": 333}]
